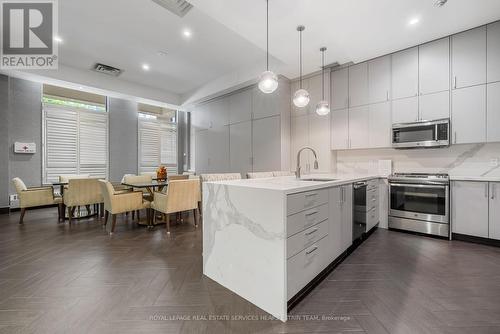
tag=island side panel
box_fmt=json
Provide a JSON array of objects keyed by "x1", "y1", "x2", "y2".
[{"x1": 202, "y1": 182, "x2": 287, "y2": 321}]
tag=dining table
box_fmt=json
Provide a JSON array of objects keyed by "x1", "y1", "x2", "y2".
[{"x1": 120, "y1": 179, "x2": 168, "y2": 197}]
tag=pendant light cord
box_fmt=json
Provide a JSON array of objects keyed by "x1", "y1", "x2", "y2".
[
  {"x1": 266, "y1": 0, "x2": 269, "y2": 71},
  {"x1": 321, "y1": 50, "x2": 325, "y2": 100},
  {"x1": 299, "y1": 29, "x2": 303, "y2": 89}
]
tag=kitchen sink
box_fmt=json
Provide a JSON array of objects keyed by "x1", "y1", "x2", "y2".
[{"x1": 299, "y1": 178, "x2": 337, "y2": 182}]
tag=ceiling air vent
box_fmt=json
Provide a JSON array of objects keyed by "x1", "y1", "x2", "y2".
[
  {"x1": 92, "y1": 63, "x2": 123, "y2": 77},
  {"x1": 151, "y1": 0, "x2": 193, "y2": 17}
]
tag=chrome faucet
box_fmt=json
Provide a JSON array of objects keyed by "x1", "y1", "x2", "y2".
[{"x1": 295, "y1": 147, "x2": 319, "y2": 179}]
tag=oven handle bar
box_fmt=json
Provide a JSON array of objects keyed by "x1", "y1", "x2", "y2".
[{"x1": 389, "y1": 182, "x2": 448, "y2": 189}]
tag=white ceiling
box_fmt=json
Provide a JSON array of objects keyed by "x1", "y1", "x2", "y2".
[
  {"x1": 57, "y1": 0, "x2": 270, "y2": 96},
  {"x1": 18, "y1": 0, "x2": 500, "y2": 106},
  {"x1": 190, "y1": 0, "x2": 500, "y2": 80}
]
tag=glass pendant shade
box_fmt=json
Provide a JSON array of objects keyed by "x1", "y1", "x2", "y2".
[
  {"x1": 315, "y1": 100, "x2": 330, "y2": 115},
  {"x1": 293, "y1": 88, "x2": 310, "y2": 108},
  {"x1": 258, "y1": 70, "x2": 279, "y2": 94}
]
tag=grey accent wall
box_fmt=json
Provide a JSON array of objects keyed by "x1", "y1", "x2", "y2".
[
  {"x1": 0, "y1": 75, "x2": 9, "y2": 208},
  {"x1": 8, "y1": 78, "x2": 42, "y2": 194},
  {"x1": 108, "y1": 97, "x2": 138, "y2": 182}
]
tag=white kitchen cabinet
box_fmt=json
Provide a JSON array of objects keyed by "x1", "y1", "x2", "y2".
[
  {"x1": 194, "y1": 129, "x2": 209, "y2": 173},
  {"x1": 308, "y1": 112, "x2": 331, "y2": 173},
  {"x1": 369, "y1": 102, "x2": 391, "y2": 148},
  {"x1": 331, "y1": 108, "x2": 349, "y2": 150},
  {"x1": 368, "y1": 55, "x2": 391, "y2": 104},
  {"x1": 253, "y1": 78, "x2": 289, "y2": 119},
  {"x1": 229, "y1": 121, "x2": 252, "y2": 177},
  {"x1": 328, "y1": 187, "x2": 343, "y2": 260},
  {"x1": 392, "y1": 47, "x2": 418, "y2": 99},
  {"x1": 331, "y1": 68, "x2": 349, "y2": 111},
  {"x1": 391, "y1": 96, "x2": 418, "y2": 124},
  {"x1": 207, "y1": 98, "x2": 230, "y2": 128},
  {"x1": 349, "y1": 105, "x2": 369, "y2": 149},
  {"x1": 349, "y1": 62, "x2": 369, "y2": 107},
  {"x1": 291, "y1": 115, "x2": 310, "y2": 168},
  {"x1": 191, "y1": 104, "x2": 211, "y2": 131},
  {"x1": 451, "y1": 85, "x2": 486, "y2": 144},
  {"x1": 487, "y1": 82, "x2": 500, "y2": 142},
  {"x1": 419, "y1": 37, "x2": 450, "y2": 95},
  {"x1": 452, "y1": 181, "x2": 489, "y2": 238},
  {"x1": 252, "y1": 116, "x2": 281, "y2": 172},
  {"x1": 229, "y1": 89, "x2": 252, "y2": 124},
  {"x1": 487, "y1": 21, "x2": 500, "y2": 83},
  {"x1": 419, "y1": 91, "x2": 450, "y2": 121},
  {"x1": 452, "y1": 26, "x2": 487, "y2": 89},
  {"x1": 490, "y1": 182, "x2": 500, "y2": 240},
  {"x1": 340, "y1": 185, "x2": 353, "y2": 252},
  {"x1": 290, "y1": 79, "x2": 309, "y2": 117},
  {"x1": 206, "y1": 125, "x2": 230, "y2": 172}
]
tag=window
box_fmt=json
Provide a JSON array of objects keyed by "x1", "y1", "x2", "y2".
[
  {"x1": 138, "y1": 111, "x2": 177, "y2": 175},
  {"x1": 42, "y1": 94, "x2": 108, "y2": 184}
]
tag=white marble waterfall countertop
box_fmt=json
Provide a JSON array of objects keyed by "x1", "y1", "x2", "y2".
[{"x1": 205, "y1": 174, "x2": 382, "y2": 195}]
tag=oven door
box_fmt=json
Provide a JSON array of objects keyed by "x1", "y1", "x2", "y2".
[{"x1": 389, "y1": 183, "x2": 449, "y2": 223}]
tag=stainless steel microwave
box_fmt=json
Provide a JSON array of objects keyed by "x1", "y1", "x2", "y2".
[{"x1": 392, "y1": 118, "x2": 450, "y2": 149}]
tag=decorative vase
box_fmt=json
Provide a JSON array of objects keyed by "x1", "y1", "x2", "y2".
[{"x1": 156, "y1": 166, "x2": 167, "y2": 181}]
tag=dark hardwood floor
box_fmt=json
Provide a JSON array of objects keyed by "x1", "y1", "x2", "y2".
[{"x1": 1, "y1": 208, "x2": 500, "y2": 333}]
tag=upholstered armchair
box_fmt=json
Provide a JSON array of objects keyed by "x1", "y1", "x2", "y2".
[
  {"x1": 247, "y1": 172, "x2": 274, "y2": 179},
  {"x1": 64, "y1": 178, "x2": 103, "y2": 223},
  {"x1": 122, "y1": 174, "x2": 153, "y2": 200},
  {"x1": 151, "y1": 179, "x2": 200, "y2": 234},
  {"x1": 98, "y1": 180, "x2": 150, "y2": 234},
  {"x1": 12, "y1": 177, "x2": 62, "y2": 224},
  {"x1": 272, "y1": 171, "x2": 295, "y2": 177}
]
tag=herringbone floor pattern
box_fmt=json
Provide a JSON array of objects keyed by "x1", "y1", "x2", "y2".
[{"x1": 1, "y1": 208, "x2": 500, "y2": 333}]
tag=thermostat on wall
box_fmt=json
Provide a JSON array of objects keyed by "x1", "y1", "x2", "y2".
[{"x1": 14, "y1": 142, "x2": 36, "y2": 154}]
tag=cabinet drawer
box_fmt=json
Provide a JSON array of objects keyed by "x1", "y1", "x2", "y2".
[
  {"x1": 287, "y1": 220, "x2": 328, "y2": 259},
  {"x1": 367, "y1": 179, "x2": 378, "y2": 191},
  {"x1": 287, "y1": 203, "x2": 329, "y2": 237},
  {"x1": 287, "y1": 189, "x2": 328, "y2": 216},
  {"x1": 287, "y1": 235, "x2": 330, "y2": 300},
  {"x1": 367, "y1": 207, "x2": 379, "y2": 231}
]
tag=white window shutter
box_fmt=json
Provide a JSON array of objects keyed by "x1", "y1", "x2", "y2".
[
  {"x1": 79, "y1": 111, "x2": 108, "y2": 178},
  {"x1": 139, "y1": 120, "x2": 161, "y2": 174}
]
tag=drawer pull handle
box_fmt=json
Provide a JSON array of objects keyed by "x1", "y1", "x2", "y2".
[
  {"x1": 306, "y1": 246, "x2": 318, "y2": 255},
  {"x1": 305, "y1": 228, "x2": 318, "y2": 236},
  {"x1": 305, "y1": 193, "x2": 318, "y2": 197},
  {"x1": 305, "y1": 211, "x2": 318, "y2": 217},
  {"x1": 372, "y1": 198, "x2": 376, "y2": 201}
]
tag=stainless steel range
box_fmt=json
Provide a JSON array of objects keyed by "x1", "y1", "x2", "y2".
[{"x1": 388, "y1": 173, "x2": 450, "y2": 238}]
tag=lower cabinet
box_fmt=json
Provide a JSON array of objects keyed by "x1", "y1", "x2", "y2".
[
  {"x1": 451, "y1": 181, "x2": 499, "y2": 239},
  {"x1": 286, "y1": 184, "x2": 353, "y2": 300}
]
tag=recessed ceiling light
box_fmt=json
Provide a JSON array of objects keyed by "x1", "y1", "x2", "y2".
[
  {"x1": 54, "y1": 36, "x2": 63, "y2": 43},
  {"x1": 183, "y1": 29, "x2": 192, "y2": 38},
  {"x1": 408, "y1": 17, "x2": 420, "y2": 26},
  {"x1": 78, "y1": 86, "x2": 83, "y2": 90},
  {"x1": 142, "y1": 64, "x2": 150, "y2": 71},
  {"x1": 157, "y1": 51, "x2": 168, "y2": 57}
]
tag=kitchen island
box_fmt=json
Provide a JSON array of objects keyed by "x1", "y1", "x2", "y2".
[{"x1": 202, "y1": 174, "x2": 381, "y2": 321}]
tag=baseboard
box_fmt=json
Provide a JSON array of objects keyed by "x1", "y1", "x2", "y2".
[
  {"x1": 452, "y1": 233, "x2": 500, "y2": 248},
  {"x1": 0, "y1": 207, "x2": 9, "y2": 214},
  {"x1": 287, "y1": 226, "x2": 378, "y2": 312},
  {"x1": 9, "y1": 204, "x2": 58, "y2": 212}
]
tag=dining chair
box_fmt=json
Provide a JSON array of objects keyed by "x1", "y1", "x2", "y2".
[
  {"x1": 64, "y1": 178, "x2": 103, "y2": 224},
  {"x1": 168, "y1": 175, "x2": 189, "y2": 181},
  {"x1": 272, "y1": 171, "x2": 295, "y2": 177},
  {"x1": 12, "y1": 177, "x2": 62, "y2": 224},
  {"x1": 151, "y1": 179, "x2": 200, "y2": 234},
  {"x1": 59, "y1": 174, "x2": 90, "y2": 184},
  {"x1": 98, "y1": 180, "x2": 151, "y2": 234},
  {"x1": 247, "y1": 172, "x2": 274, "y2": 179},
  {"x1": 123, "y1": 174, "x2": 153, "y2": 199}
]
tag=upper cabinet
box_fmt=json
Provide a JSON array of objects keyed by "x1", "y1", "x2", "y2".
[
  {"x1": 331, "y1": 68, "x2": 349, "y2": 111},
  {"x1": 368, "y1": 102, "x2": 391, "y2": 148},
  {"x1": 348, "y1": 62, "x2": 369, "y2": 107},
  {"x1": 419, "y1": 91, "x2": 450, "y2": 121},
  {"x1": 452, "y1": 26, "x2": 487, "y2": 89},
  {"x1": 253, "y1": 77, "x2": 289, "y2": 119},
  {"x1": 487, "y1": 82, "x2": 500, "y2": 143},
  {"x1": 487, "y1": 21, "x2": 500, "y2": 83},
  {"x1": 452, "y1": 85, "x2": 486, "y2": 144},
  {"x1": 207, "y1": 98, "x2": 229, "y2": 128},
  {"x1": 330, "y1": 108, "x2": 349, "y2": 150},
  {"x1": 348, "y1": 105, "x2": 369, "y2": 149},
  {"x1": 419, "y1": 38, "x2": 450, "y2": 95},
  {"x1": 392, "y1": 47, "x2": 418, "y2": 99},
  {"x1": 309, "y1": 113, "x2": 331, "y2": 173},
  {"x1": 368, "y1": 55, "x2": 391, "y2": 104},
  {"x1": 228, "y1": 89, "x2": 252, "y2": 124}
]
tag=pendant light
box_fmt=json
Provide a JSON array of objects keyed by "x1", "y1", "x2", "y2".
[
  {"x1": 293, "y1": 25, "x2": 310, "y2": 108},
  {"x1": 315, "y1": 47, "x2": 330, "y2": 115},
  {"x1": 258, "y1": 0, "x2": 278, "y2": 94}
]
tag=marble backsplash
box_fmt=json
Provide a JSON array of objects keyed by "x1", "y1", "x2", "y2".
[{"x1": 335, "y1": 143, "x2": 500, "y2": 178}]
